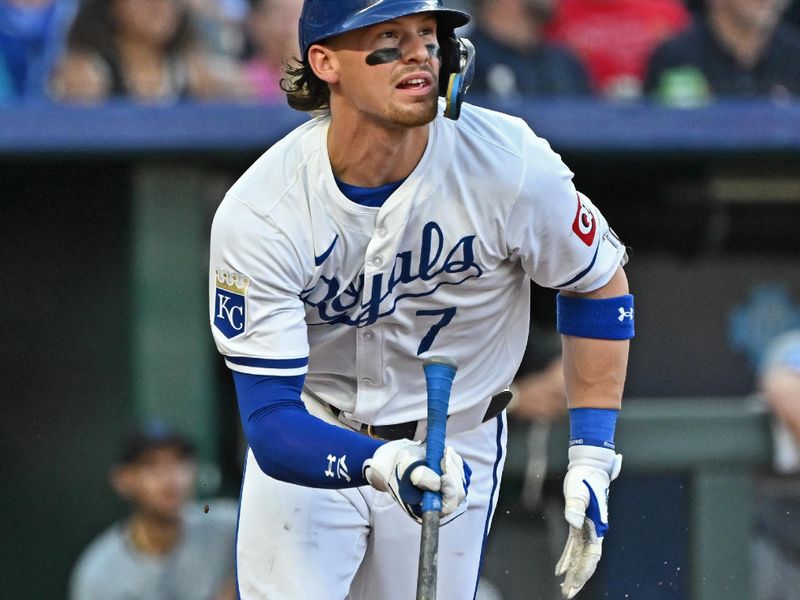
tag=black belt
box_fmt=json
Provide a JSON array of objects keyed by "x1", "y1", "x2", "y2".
[{"x1": 329, "y1": 390, "x2": 513, "y2": 441}]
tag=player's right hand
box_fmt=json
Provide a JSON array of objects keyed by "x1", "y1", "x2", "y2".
[{"x1": 362, "y1": 440, "x2": 471, "y2": 523}]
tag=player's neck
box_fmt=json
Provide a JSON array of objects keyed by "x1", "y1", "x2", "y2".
[
  {"x1": 127, "y1": 512, "x2": 182, "y2": 555},
  {"x1": 326, "y1": 116, "x2": 430, "y2": 187}
]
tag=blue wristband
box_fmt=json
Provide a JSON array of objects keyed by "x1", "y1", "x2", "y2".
[
  {"x1": 569, "y1": 407, "x2": 618, "y2": 450},
  {"x1": 557, "y1": 293, "x2": 635, "y2": 340}
]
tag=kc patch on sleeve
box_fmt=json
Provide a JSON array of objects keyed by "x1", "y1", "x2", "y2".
[{"x1": 214, "y1": 268, "x2": 250, "y2": 339}]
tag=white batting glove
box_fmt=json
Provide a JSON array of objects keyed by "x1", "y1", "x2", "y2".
[
  {"x1": 555, "y1": 445, "x2": 622, "y2": 599},
  {"x1": 363, "y1": 440, "x2": 471, "y2": 523}
]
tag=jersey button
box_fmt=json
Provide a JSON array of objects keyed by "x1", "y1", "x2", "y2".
[
  {"x1": 371, "y1": 256, "x2": 384, "y2": 267},
  {"x1": 361, "y1": 378, "x2": 373, "y2": 386},
  {"x1": 376, "y1": 227, "x2": 387, "y2": 238},
  {"x1": 362, "y1": 331, "x2": 374, "y2": 342}
]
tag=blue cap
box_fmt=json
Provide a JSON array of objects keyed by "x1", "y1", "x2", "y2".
[{"x1": 117, "y1": 421, "x2": 196, "y2": 465}]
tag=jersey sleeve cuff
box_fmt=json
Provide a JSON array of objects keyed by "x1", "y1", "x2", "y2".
[
  {"x1": 224, "y1": 356, "x2": 309, "y2": 377},
  {"x1": 557, "y1": 229, "x2": 628, "y2": 293}
]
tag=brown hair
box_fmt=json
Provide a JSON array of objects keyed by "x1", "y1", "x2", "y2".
[{"x1": 281, "y1": 56, "x2": 331, "y2": 113}]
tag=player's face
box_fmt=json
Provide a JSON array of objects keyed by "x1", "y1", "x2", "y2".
[
  {"x1": 113, "y1": 447, "x2": 196, "y2": 522},
  {"x1": 325, "y1": 13, "x2": 441, "y2": 128}
]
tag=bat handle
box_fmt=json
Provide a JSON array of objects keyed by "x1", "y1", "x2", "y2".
[
  {"x1": 421, "y1": 356, "x2": 458, "y2": 514},
  {"x1": 417, "y1": 356, "x2": 458, "y2": 600}
]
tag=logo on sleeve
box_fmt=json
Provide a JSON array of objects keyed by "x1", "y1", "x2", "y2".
[
  {"x1": 214, "y1": 269, "x2": 250, "y2": 339},
  {"x1": 325, "y1": 454, "x2": 351, "y2": 482},
  {"x1": 572, "y1": 193, "x2": 597, "y2": 247}
]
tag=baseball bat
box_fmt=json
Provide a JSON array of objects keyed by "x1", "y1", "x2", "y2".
[{"x1": 416, "y1": 356, "x2": 458, "y2": 600}]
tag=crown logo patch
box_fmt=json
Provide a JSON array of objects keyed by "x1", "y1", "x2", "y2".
[{"x1": 214, "y1": 268, "x2": 250, "y2": 339}]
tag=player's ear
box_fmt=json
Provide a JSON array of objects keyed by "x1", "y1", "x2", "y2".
[{"x1": 308, "y1": 44, "x2": 340, "y2": 85}]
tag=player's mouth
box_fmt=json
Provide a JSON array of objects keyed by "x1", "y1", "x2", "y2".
[{"x1": 395, "y1": 72, "x2": 434, "y2": 96}]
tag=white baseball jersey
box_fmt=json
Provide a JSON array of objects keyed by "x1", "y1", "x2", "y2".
[
  {"x1": 210, "y1": 100, "x2": 625, "y2": 427},
  {"x1": 210, "y1": 99, "x2": 626, "y2": 600}
]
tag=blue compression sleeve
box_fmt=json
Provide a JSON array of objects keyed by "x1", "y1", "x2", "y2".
[{"x1": 233, "y1": 372, "x2": 384, "y2": 488}]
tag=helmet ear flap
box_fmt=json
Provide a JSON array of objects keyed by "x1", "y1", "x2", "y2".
[
  {"x1": 438, "y1": 35, "x2": 475, "y2": 120},
  {"x1": 437, "y1": 29, "x2": 461, "y2": 97}
]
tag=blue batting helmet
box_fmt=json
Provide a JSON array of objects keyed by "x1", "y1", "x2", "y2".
[{"x1": 299, "y1": 0, "x2": 471, "y2": 59}]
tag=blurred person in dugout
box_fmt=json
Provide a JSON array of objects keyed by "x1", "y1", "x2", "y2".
[
  {"x1": 754, "y1": 330, "x2": 800, "y2": 600},
  {"x1": 50, "y1": 0, "x2": 250, "y2": 102},
  {"x1": 511, "y1": 325, "x2": 567, "y2": 513},
  {"x1": 645, "y1": 0, "x2": 800, "y2": 105},
  {"x1": 476, "y1": 324, "x2": 568, "y2": 600},
  {"x1": 241, "y1": 0, "x2": 302, "y2": 102},
  {"x1": 0, "y1": 0, "x2": 75, "y2": 102},
  {"x1": 68, "y1": 424, "x2": 238, "y2": 600},
  {"x1": 507, "y1": 325, "x2": 569, "y2": 600},
  {"x1": 466, "y1": 0, "x2": 591, "y2": 98},
  {"x1": 788, "y1": 0, "x2": 800, "y2": 27},
  {"x1": 544, "y1": 0, "x2": 691, "y2": 99}
]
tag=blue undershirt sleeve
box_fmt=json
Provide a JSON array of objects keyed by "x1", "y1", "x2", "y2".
[{"x1": 232, "y1": 371, "x2": 384, "y2": 488}]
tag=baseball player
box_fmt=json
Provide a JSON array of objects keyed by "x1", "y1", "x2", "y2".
[{"x1": 209, "y1": 1, "x2": 633, "y2": 598}]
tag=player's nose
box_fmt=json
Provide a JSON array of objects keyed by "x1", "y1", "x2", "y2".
[{"x1": 402, "y1": 36, "x2": 434, "y2": 65}]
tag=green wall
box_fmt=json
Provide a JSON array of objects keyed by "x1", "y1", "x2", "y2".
[{"x1": 1, "y1": 163, "x2": 135, "y2": 599}]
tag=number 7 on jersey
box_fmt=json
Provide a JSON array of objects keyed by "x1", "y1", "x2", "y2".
[{"x1": 415, "y1": 307, "x2": 457, "y2": 355}]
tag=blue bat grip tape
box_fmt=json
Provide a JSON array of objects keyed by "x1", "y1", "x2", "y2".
[{"x1": 421, "y1": 361, "x2": 456, "y2": 514}]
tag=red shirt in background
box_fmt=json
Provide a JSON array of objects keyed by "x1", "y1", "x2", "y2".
[{"x1": 546, "y1": 0, "x2": 691, "y2": 97}]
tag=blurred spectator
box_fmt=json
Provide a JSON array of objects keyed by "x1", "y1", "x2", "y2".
[
  {"x1": 510, "y1": 326, "x2": 566, "y2": 510},
  {"x1": 241, "y1": 0, "x2": 302, "y2": 102},
  {"x1": 185, "y1": 0, "x2": 249, "y2": 59},
  {"x1": 0, "y1": 57, "x2": 12, "y2": 101},
  {"x1": 505, "y1": 325, "x2": 567, "y2": 600},
  {"x1": 753, "y1": 330, "x2": 800, "y2": 600},
  {"x1": 684, "y1": 0, "x2": 705, "y2": 14},
  {"x1": 0, "y1": 0, "x2": 76, "y2": 102},
  {"x1": 788, "y1": 0, "x2": 800, "y2": 26},
  {"x1": 51, "y1": 0, "x2": 249, "y2": 103},
  {"x1": 645, "y1": 0, "x2": 800, "y2": 105},
  {"x1": 545, "y1": 0, "x2": 692, "y2": 99},
  {"x1": 68, "y1": 424, "x2": 238, "y2": 600},
  {"x1": 467, "y1": 0, "x2": 591, "y2": 98}
]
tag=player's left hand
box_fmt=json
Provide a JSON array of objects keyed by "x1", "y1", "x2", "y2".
[
  {"x1": 438, "y1": 446, "x2": 471, "y2": 515},
  {"x1": 363, "y1": 440, "x2": 471, "y2": 523},
  {"x1": 555, "y1": 445, "x2": 622, "y2": 599}
]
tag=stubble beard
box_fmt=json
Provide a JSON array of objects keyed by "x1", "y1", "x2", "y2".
[{"x1": 385, "y1": 90, "x2": 439, "y2": 128}]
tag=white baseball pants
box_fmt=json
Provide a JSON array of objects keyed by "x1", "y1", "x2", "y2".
[{"x1": 235, "y1": 413, "x2": 507, "y2": 600}]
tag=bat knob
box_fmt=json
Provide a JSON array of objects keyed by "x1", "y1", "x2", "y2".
[{"x1": 423, "y1": 356, "x2": 458, "y2": 371}]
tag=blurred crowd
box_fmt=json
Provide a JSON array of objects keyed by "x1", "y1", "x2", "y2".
[{"x1": 2, "y1": 0, "x2": 800, "y2": 106}]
